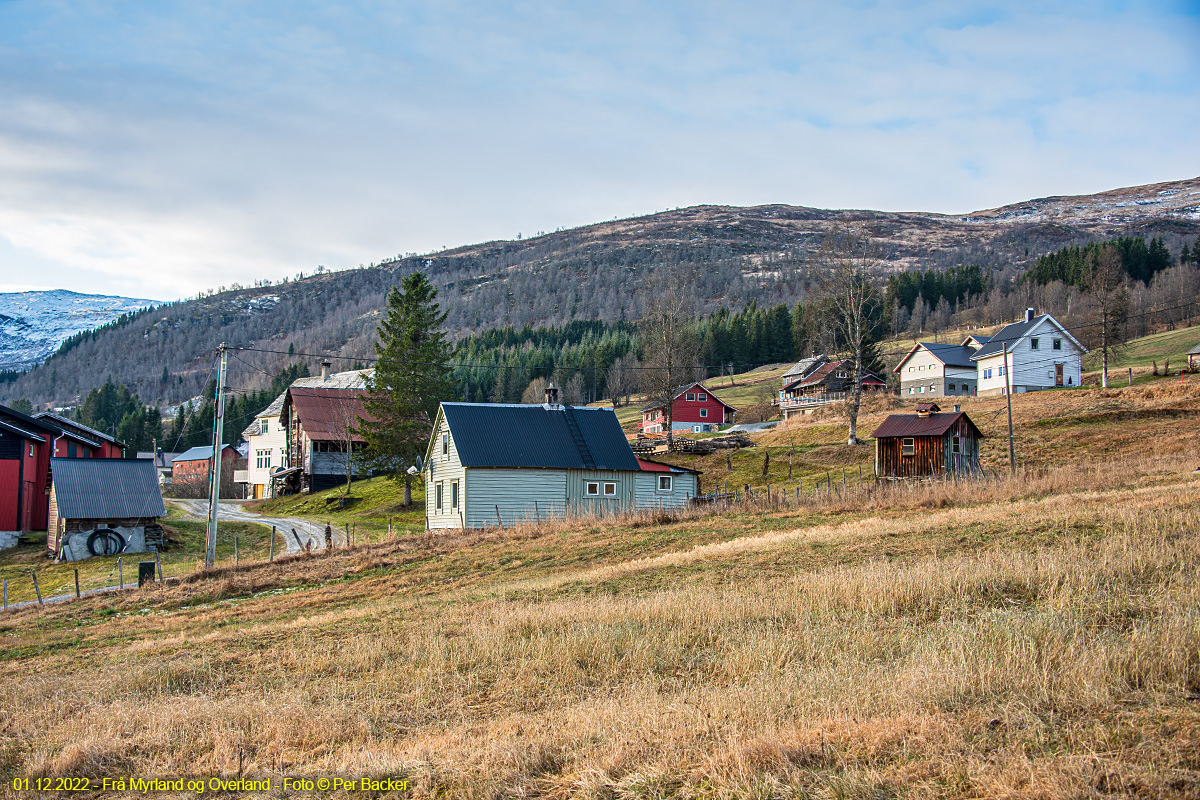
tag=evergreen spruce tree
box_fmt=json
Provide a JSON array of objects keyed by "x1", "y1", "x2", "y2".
[{"x1": 362, "y1": 272, "x2": 454, "y2": 506}]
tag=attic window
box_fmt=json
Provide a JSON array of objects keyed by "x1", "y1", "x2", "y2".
[
  {"x1": 1030, "y1": 338, "x2": 1040, "y2": 350},
  {"x1": 697, "y1": 393, "x2": 707, "y2": 401},
  {"x1": 901, "y1": 438, "x2": 915, "y2": 455},
  {"x1": 685, "y1": 393, "x2": 696, "y2": 401},
  {"x1": 441, "y1": 433, "x2": 448, "y2": 457},
  {"x1": 1053, "y1": 339, "x2": 1062, "y2": 350}
]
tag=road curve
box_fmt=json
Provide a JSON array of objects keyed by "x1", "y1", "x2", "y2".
[{"x1": 170, "y1": 500, "x2": 332, "y2": 554}]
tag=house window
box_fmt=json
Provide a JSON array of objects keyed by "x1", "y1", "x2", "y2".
[
  {"x1": 685, "y1": 393, "x2": 696, "y2": 401},
  {"x1": 697, "y1": 393, "x2": 707, "y2": 401},
  {"x1": 586, "y1": 481, "x2": 599, "y2": 496},
  {"x1": 1030, "y1": 338, "x2": 1039, "y2": 350},
  {"x1": 451, "y1": 481, "x2": 459, "y2": 509},
  {"x1": 441, "y1": 433, "x2": 448, "y2": 457},
  {"x1": 901, "y1": 438, "x2": 915, "y2": 456},
  {"x1": 947, "y1": 383, "x2": 955, "y2": 392},
  {"x1": 998, "y1": 366, "x2": 1006, "y2": 377},
  {"x1": 1053, "y1": 339, "x2": 1062, "y2": 350},
  {"x1": 952, "y1": 436, "x2": 961, "y2": 454},
  {"x1": 919, "y1": 386, "x2": 925, "y2": 393},
  {"x1": 908, "y1": 387, "x2": 914, "y2": 394},
  {"x1": 435, "y1": 482, "x2": 443, "y2": 511},
  {"x1": 700, "y1": 408, "x2": 707, "y2": 418},
  {"x1": 658, "y1": 475, "x2": 673, "y2": 492},
  {"x1": 68, "y1": 442, "x2": 76, "y2": 458},
  {"x1": 603, "y1": 482, "x2": 616, "y2": 496}
]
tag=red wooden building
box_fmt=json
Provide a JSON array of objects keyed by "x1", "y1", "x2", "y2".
[
  {"x1": 640, "y1": 382, "x2": 736, "y2": 434},
  {"x1": 0, "y1": 406, "x2": 128, "y2": 538},
  {"x1": 171, "y1": 445, "x2": 239, "y2": 484}
]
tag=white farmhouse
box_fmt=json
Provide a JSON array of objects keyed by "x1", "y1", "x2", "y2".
[
  {"x1": 241, "y1": 363, "x2": 372, "y2": 498},
  {"x1": 972, "y1": 308, "x2": 1087, "y2": 395},
  {"x1": 425, "y1": 385, "x2": 699, "y2": 529}
]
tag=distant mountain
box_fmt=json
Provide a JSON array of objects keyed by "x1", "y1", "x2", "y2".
[
  {"x1": 1, "y1": 176, "x2": 1196, "y2": 412},
  {"x1": 0, "y1": 290, "x2": 155, "y2": 371}
]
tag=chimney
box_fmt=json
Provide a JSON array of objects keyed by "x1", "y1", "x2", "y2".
[
  {"x1": 544, "y1": 382, "x2": 559, "y2": 408},
  {"x1": 1025, "y1": 307, "x2": 1035, "y2": 323},
  {"x1": 320, "y1": 359, "x2": 332, "y2": 381}
]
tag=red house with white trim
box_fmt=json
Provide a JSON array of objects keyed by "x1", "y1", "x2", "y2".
[{"x1": 640, "y1": 382, "x2": 736, "y2": 434}]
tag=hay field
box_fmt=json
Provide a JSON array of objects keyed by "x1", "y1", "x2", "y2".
[{"x1": 1, "y1": 387, "x2": 1199, "y2": 798}]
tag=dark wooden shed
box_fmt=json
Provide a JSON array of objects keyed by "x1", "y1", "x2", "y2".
[{"x1": 871, "y1": 402, "x2": 984, "y2": 479}]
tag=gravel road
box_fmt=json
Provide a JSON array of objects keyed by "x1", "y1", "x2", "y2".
[{"x1": 170, "y1": 500, "x2": 332, "y2": 554}]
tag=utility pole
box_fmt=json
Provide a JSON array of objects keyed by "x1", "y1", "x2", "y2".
[
  {"x1": 205, "y1": 343, "x2": 229, "y2": 569},
  {"x1": 1003, "y1": 342, "x2": 1015, "y2": 474}
]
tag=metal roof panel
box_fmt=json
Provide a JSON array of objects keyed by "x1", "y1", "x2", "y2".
[{"x1": 50, "y1": 458, "x2": 167, "y2": 519}]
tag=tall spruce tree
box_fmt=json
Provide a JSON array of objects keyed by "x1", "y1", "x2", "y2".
[{"x1": 362, "y1": 272, "x2": 454, "y2": 505}]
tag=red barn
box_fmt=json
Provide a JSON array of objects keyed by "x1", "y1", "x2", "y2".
[{"x1": 640, "y1": 382, "x2": 736, "y2": 434}]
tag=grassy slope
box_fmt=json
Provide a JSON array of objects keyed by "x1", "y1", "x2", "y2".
[{"x1": 0, "y1": 380, "x2": 1198, "y2": 797}]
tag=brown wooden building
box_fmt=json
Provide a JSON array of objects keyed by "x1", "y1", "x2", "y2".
[{"x1": 871, "y1": 402, "x2": 983, "y2": 479}]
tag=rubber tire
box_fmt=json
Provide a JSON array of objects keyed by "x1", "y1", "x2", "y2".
[
  {"x1": 86, "y1": 530, "x2": 109, "y2": 556},
  {"x1": 106, "y1": 530, "x2": 126, "y2": 554}
]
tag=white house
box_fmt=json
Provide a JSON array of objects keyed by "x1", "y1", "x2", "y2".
[
  {"x1": 973, "y1": 308, "x2": 1087, "y2": 396},
  {"x1": 241, "y1": 365, "x2": 372, "y2": 498},
  {"x1": 425, "y1": 385, "x2": 700, "y2": 529},
  {"x1": 894, "y1": 338, "x2": 988, "y2": 398}
]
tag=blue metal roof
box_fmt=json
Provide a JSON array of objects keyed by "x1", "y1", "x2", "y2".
[
  {"x1": 918, "y1": 342, "x2": 979, "y2": 369},
  {"x1": 440, "y1": 403, "x2": 641, "y2": 471},
  {"x1": 50, "y1": 458, "x2": 166, "y2": 519},
  {"x1": 971, "y1": 318, "x2": 1043, "y2": 359},
  {"x1": 172, "y1": 445, "x2": 236, "y2": 463}
]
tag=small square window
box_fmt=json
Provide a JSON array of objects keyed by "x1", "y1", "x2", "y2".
[
  {"x1": 908, "y1": 387, "x2": 914, "y2": 394},
  {"x1": 1053, "y1": 339, "x2": 1062, "y2": 350},
  {"x1": 603, "y1": 482, "x2": 616, "y2": 496},
  {"x1": 699, "y1": 408, "x2": 707, "y2": 417},
  {"x1": 901, "y1": 438, "x2": 915, "y2": 455},
  {"x1": 952, "y1": 436, "x2": 961, "y2": 454},
  {"x1": 658, "y1": 475, "x2": 673, "y2": 492},
  {"x1": 947, "y1": 383, "x2": 955, "y2": 391},
  {"x1": 685, "y1": 393, "x2": 696, "y2": 401},
  {"x1": 999, "y1": 366, "x2": 1006, "y2": 377},
  {"x1": 697, "y1": 393, "x2": 707, "y2": 401},
  {"x1": 586, "y1": 481, "x2": 599, "y2": 496},
  {"x1": 1030, "y1": 338, "x2": 1039, "y2": 350}
]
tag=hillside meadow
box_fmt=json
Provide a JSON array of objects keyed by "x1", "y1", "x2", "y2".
[{"x1": 0, "y1": 378, "x2": 1198, "y2": 798}]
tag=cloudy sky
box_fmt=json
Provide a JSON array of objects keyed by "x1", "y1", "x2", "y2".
[{"x1": 1, "y1": 1, "x2": 1197, "y2": 300}]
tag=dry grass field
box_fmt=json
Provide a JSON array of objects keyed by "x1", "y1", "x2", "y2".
[{"x1": 1, "y1": 379, "x2": 1199, "y2": 798}]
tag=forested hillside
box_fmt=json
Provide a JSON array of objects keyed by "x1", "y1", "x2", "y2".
[{"x1": 2, "y1": 176, "x2": 1198, "y2": 413}]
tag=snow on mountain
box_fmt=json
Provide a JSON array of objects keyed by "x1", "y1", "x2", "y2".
[{"x1": 0, "y1": 290, "x2": 156, "y2": 371}]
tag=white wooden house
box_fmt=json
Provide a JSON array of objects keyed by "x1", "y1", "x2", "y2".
[
  {"x1": 894, "y1": 338, "x2": 987, "y2": 398},
  {"x1": 424, "y1": 386, "x2": 699, "y2": 529},
  {"x1": 973, "y1": 309, "x2": 1086, "y2": 395}
]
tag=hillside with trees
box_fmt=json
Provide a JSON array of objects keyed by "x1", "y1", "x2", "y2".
[{"x1": 1, "y1": 176, "x2": 1198, "y2": 413}]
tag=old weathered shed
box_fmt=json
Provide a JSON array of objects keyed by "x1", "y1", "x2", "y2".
[
  {"x1": 47, "y1": 458, "x2": 167, "y2": 560},
  {"x1": 279, "y1": 386, "x2": 372, "y2": 494},
  {"x1": 871, "y1": 403, "x2": 984, "y2": 479}
]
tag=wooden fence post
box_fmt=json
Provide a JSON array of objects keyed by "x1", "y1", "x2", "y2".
[
  {"x1": 345, "y1": 523, "x2": 350, "y2": 548},
  {"x1": 74, "y1": 569, "x2": 80, "y2": 599},
  {"x1": 388, "y1": 517, "x2": 393, "y2": 539},
  {"x1": 3, "y1": 577, "x2": 7, "y2": 612},
  {"x1": 495, "y1": 505, "x2": 502, "y2": 527},
  {"x1": 155, "y1": 550, "x2": 163, "y2": 582},
  {"x1": 31, "y1": 572, "x2": 43, "y2": 605},
  {"x1": 234, "y1": 534, "x2": 239, "y2": 565},
  {"x1": 291, "y1": 528, "x2": 303, "y2": 549},
  {"x1": 269, "y1": 527, "x2": 275, "y2": 562},
  {"x1": 118, "y1": 557, "x2": 123, "y2": 590}
]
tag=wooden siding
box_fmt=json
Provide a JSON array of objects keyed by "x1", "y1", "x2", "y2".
[
  {"x1": 633, "y1": 472, "x2": 698, "y2": 509},
  {"x1": 874, "y1": 417, "x2": 981, "y2": 479},
  {"x1": 463, "y1": 468, "x2": 568, "y2": 528},
  {"x1": 426, "y1": 415, "x2": 468, "y2": 528},
  {"x1": 565, "y1": 469, "x2": 637, "y2": 516}
]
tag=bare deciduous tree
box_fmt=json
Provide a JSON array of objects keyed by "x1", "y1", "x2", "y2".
[
  {"x1": 1084, "y1": 244, "x2": 1129, "y2": 388},
  {"x1": 638, "y1": 268, "x2": 701, "y2": 447},
  {"x1": 521, "y1": 377, "x2": 549, "y2": 404},
  {"x1": 819, "y1": 227, "x2": 884, "y2": 446}
]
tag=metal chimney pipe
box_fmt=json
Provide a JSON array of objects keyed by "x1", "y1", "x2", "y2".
[
  {"x1": 544, "y1": 382, "x2": 559, "y2": 407},
  {"x1": 320, "y1": 359, "x2": 331, "y2": 381},
  {"x1": 1025, "y1": 307, "x2": 1035, "y2": 322}
]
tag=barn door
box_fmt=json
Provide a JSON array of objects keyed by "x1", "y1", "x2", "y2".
[{"x1": 1055, "y1": 364, "x2": 1064, "y2": 387}]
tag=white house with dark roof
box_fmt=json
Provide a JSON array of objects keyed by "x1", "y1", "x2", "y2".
[
  {"x1": 425, "y1": 385, "x2": 699, "y2": 529},
  {"x1": 972, "y1": 309, "x2": 1087, "y2": 395},
  {"x1": 894, "y1": 337, "x2": 988, "y2": 398}
]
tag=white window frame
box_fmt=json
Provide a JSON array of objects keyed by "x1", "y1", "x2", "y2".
[
  {"x1": 699, "y1": 408, "x2": 707, "y2": 418},
  {"x1": 1053, "y1": 338, "x2": 1062, "y2": 350},
  {"x1": 901, "y1": 438, "x2": 915, "y2": 456},
  {"x1": 451, "y1": 481, "x2": 459, "y2": 509},
  {"x1": 435, "y1": 481, "x2": 443, "y2": 511},
  {"x1": 952, "y1": 435, "x2": 961, "y2": 454},
  {"x1": 603, "y1": 482, "x2": 616, "y2": 496},
  {"x1": 697, "y1": 392, "x2": 707, "y2": 401},
  {"x1": 657, "y1": 475, "x2": 673, "y2": 492},
  {"x1": 585, "y1": 481, "x2": 599, "y2": 496},
  {"x1": 1030, "y1": 338, "x2": 1039, "y2": 350},
  {"x1": 685, "y1": 392, "x2": 696, "y2": 401},
  {"x1": 441, "y1": 433, "x2": 448, "y2": 457}
]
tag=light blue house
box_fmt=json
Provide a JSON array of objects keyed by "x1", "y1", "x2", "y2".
[{"x1": 424, "y1": 387, "x2": 700, "y2": 529}]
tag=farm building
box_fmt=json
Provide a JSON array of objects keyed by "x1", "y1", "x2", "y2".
[
  {"x1": 1187, "y1": 341, "x2": 1200, "y2": 371},
  {"x1": 0, "y1": 405, "x2": 129, "y2": 544},
  {"x1": 171, "y1": 445, "x2": 239, "y2": 485},
  {"x1": 641, "y1": 381, "x2": 736, "y2": 433},
  {"x1": 894, "y1": 338, "x2": 988, "y2": 398},
  {"x1": 427, "y1": 387, "x2": 699, "y2": 529},
  {"x1": 871, "y1": 402, "x2": 984, "y2": 480},
  {"x1": 973, "y1": 308, "x2": 1086, "y2": 395},
  {"x1": 277, "y1": 386, "x2": 371, "y2": 494},
  {"x1": 779, "y1": 359, "x2": 886, "y2": 418},
  {"x1": 46, "y1": 457, "x2": 167, "y2": 560}
]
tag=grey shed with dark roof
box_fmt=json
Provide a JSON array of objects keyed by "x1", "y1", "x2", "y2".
[{"x1": 47, "y1": 458, "x2": 167, "y2": 557}]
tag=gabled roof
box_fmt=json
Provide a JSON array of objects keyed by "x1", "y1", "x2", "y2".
[
  {"x1": 640, "y1": 382, "x2": 736, "y2": 414},
  {"x1": 971, "y1": 314, "x2": 1087, "y2": 360},
  {"x1": 437, "y1": 402, "x2": 640, "y2": 471},
  {"x1": 0, "y1": 418, "x2": 46, "y2": 442},
  {"x1": 961, "y1": 334, "x2": 991, "y2": 349},
  {"x1": 242, "y1": 368, "x2": 373, "y2": 438},
  {"x1": 1187, "y1": 341, "x2": 1200, "y2": 356},
  {"x1": 871, "y1": 411, "x2": 983, "y2": 439},
  {"x1": 0, "y1": 405, "x2": 68, "y2": 440},
  {"x1": 284, "y1": 387, "x2": 371, "y2": 443},
  {"x1": 34, "y1": 412, "x2": 126, "y2": 449},
  {"x1": 894, "y1": 342, "x2": 979, "y2": 372},
  {"x1": 782, "y1": 355, "x2": 829, "y2": 381},
  {"x1": 50, "y1": 457, "x2": 166, "y2": 519},
  {"x1": 172, "y1": 444, "x2": 238, "y2": 464}
]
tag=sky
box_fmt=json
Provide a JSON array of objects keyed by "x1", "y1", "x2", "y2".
[{"x1": 1, "y1": 1, "x2": 1198, "y2": 301}]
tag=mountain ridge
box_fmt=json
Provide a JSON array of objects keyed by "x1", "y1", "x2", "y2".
[{"x1": 0, "y1": 289, "x2": 156, "y2": 372}]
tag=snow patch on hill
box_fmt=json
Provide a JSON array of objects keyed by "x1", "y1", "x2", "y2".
[{"x1": 0, "y1": 290, "x2": 156, "y2": 371}]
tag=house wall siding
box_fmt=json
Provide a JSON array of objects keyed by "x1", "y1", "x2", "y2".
[
  {"x1": 977, "y1": 319, "x2": 1083, "y2": 395},
  {"x1": 426, "y1": 416, "x2": 468, "y2": 528},
  {"x1": 463, "y1": 468, "x2": 568, "y2": 528},
  {"x1": 633, "y1": 472, "x2": 698, "y2": 509},
  {"x1": 244, "y1": 417, "x2": 287, "y2": 497}
]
